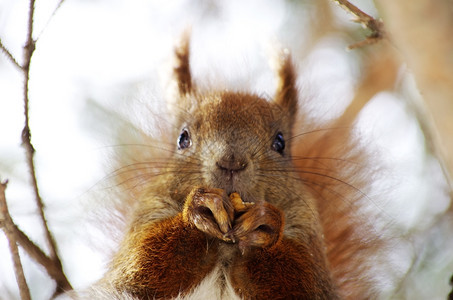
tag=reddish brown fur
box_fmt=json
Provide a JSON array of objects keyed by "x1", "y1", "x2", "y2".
[
  {"x1": 292, "y1": 113, "x2": 384, "y2": 298},
  {"x1": 231, "y1": 238, "x2": 337, "y2": 299},
  {"x1": 98, "y1": 36, "x2": 385, "y2": 299},
  {"x1": 108, "y1": 215, "x2": 218, "y2": 299}
]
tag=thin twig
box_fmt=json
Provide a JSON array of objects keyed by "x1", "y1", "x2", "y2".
[
  {"x1": 0, "y1": 184, "x2": 72, "y2": 294},
  {"x1": 35, "y1": 0, "x2": 67, "y2": 41},
  {"x1": 0, "y1": 38, "x2": 22, "y2": 70},
  {"x1": 22, "y1": 0, "x2": 55, "y2": 264},
  {"x1": 19, "y1": 0, "x2": 72, "y2": 295},
  {"x1": 0, "y1": 0, "x2": 72, "y2": 296},
  {"x1": 0, "y1": 180, "x2": 31, "y2": 300},
  {"x1": 332, "y1": 0, "x2": 385, "y2": 49},
  {"x1": 12, "y1": 217, "x2": 72, "y2": 293}
]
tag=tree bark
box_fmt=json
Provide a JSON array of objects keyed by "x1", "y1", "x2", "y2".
[{"x1": 376, "y1": 0, "x2": 453, "y2": 197}]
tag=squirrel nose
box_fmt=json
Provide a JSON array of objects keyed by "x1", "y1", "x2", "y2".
[{"x1": 216, "y1": 155, "x2": 247, "y2": 174}]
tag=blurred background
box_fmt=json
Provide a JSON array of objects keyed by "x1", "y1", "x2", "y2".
[{"x1": 0, "y1": 0, "x2": 452, "y2": 299}]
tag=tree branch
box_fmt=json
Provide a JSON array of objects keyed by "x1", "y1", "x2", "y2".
[
  {"x1": 22, "y1": 0, "x2": 57, "y2": 263},
  {"x1": 0, "y1": 38, "x2": 22, "y2": 70},
  {"x1": 36, "y1": 0, "x2": 67, "y2": 41},
  {"x1": 13, "y1": 218, "x2": 72, "y2": 294},
  {"x1": 0, "y1": 185, "x2": 72, "y2": 295},
  {"x1": 0, "y1": 181, "x2": 31, "y2": 300},
  {"x1": 376, "y1": 0, "x2": 453, "y2": 203},
  {"x1": 22, "y1": 0, "x2": 61, "y2": 266},
  {"x1": 332, "y1": 0, "x2": 385, "y2": 49},
  {"x1": 338, "y1": 41, "x2": 398, "y2": 125},
  {"x1": 17, "y1": 0, "x2": 73, "y2": 295}
]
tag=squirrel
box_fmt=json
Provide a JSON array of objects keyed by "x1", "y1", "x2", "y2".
[{"x1": 72, "y1": 35, "x2": 387, "y2": 299}]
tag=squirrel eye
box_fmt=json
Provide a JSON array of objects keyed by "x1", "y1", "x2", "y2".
[
  {"x1": 177, "y1": 128, "x2": 192, "y2": 150},
  {"x1": 271, "y1": 132, "x2": 285, "y2": 154}
]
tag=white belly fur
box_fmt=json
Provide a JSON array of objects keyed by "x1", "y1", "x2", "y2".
[
  {"x1": 175, "y1": 262, "x2": 241, "y2": 300},
  {"x1": 62, "y1": 244, "x2": 242, "y2": 300}
]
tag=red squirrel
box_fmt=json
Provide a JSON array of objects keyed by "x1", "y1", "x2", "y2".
[{"x1": 74, "y1": 35, "x2": 387, "y2": 299}]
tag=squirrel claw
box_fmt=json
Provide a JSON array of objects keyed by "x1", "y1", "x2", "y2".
[
  {"x1": 183, "y1": 187, "x2": 235, "y2": 240},
  {"x1": 230, "y1": 202, "x2": 284, "y2": 250},
  {"x1": 223, "y1": 232, "x2": 236, "y2": 243}
]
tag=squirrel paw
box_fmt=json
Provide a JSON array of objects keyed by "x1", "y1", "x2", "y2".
[
  {"x1": 183, "y1": 187, "x2": 235, "y2": 242},
  {"x1": 229, "y1": 200, "x2": 284, "y2": 255}
]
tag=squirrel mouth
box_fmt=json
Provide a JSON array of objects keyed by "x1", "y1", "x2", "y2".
[
  {"x1": 211, "y1": 160, "x2": 253, "y2": 202},
  {"x1": 212, "y1": 175, "x2": 239, "y2": 199},
  {"x1": 223, "y1": 180, "x2": 255, "y2": 203}
]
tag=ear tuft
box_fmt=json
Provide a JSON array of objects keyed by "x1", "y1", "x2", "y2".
[
  {"x1": 174, "y1": 31, "x2": 193, "y2": 97},
  {"x1": 274, "y1": 50, "x2": 298, "y2": 118}
]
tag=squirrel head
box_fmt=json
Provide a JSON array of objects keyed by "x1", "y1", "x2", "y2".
[{"x1": 167, "y1": 35, "x2": 299, "y2": 205}]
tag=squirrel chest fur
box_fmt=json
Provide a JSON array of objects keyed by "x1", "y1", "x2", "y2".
[{"x1": 81, "y1": 36, "x2": 379, "y2": 300}]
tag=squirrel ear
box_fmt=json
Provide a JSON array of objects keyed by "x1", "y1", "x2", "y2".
[
  {"x1": 274, "y1": 51, "x2": 298, "y2": 120},
  {"x1": 173, "y1": 31, "x2": 193, "y2": 97}
]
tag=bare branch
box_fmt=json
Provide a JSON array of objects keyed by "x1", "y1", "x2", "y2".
[
  {"x1": 376, "y1": 0, "x2": 453, "y2": 203},
  {"x1": 0, "y1": 180, "x2": 31, "y2": 300},
  {"x1": 21, "y1": 0, "x2": 56, "y2": 261},
  {"x1": 333, "y1": 0, "x2": 376, "y2": 25},
  {"x1": 0, "y1": 0, "x2": 72, "y2": 296},
  {"x1": 332, "y1": 0, "x2": 385, "y2": 49},
  {"x1": 0, "y1": 184, "x2": 72, "y2": 295},
  {"x1": 36, "y1": 0, "x2": 67, "y2": 41},
  {"x1": 347, "y1": 36, "x2": 382, "y2": 50},
  {"x1": 13, "y1": 218, "x2": 72, "y2": 294},
  {"x1": 22, "y1": 0, "x2": 36, "y2": 73},
  {"x1": 19, "y1": 0, "x2": 72, "y2": 295},
  {"x1": 338, "y1": 42, "x2": 398, "y2": 125},
  {"x1": 0, "y1": 38, "x2": 22, "y2": 70}
]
